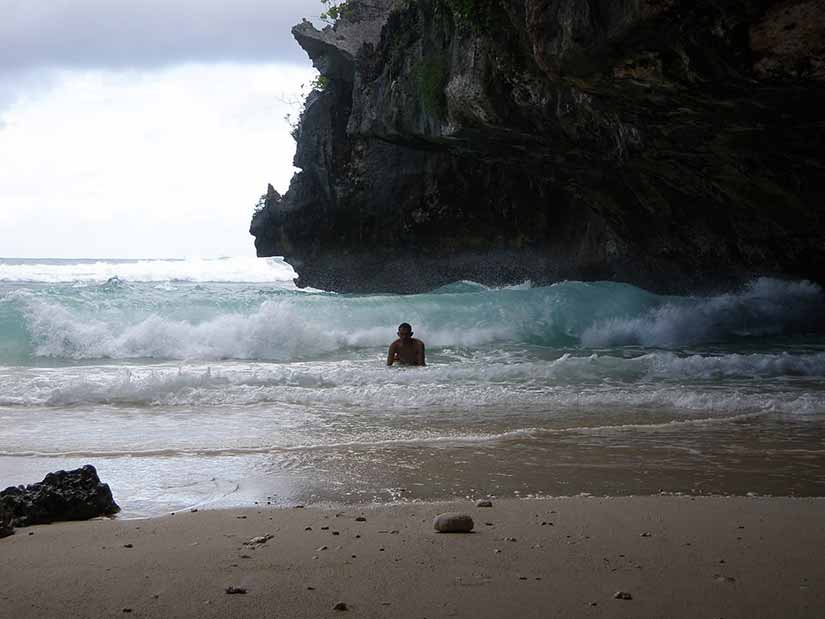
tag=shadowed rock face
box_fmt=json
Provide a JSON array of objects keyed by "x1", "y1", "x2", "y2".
[
  {"x1": 251, "y1": 0, "x2": 825, "y2": 293},
  {"x1": 0, "y1": 465, "x2": 120, "y2": 527},
  {"x1": 0, "y1": 503, "x2": 13, "y2": 538}
]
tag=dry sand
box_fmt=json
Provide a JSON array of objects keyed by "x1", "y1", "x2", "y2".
[{"x1": 1, "y1": 497, "x2": 823, "y2": 618}]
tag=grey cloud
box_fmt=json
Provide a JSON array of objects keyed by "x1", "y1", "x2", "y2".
[{"x1": 2, "y1": 0, "x2": 325, "y2": 71}]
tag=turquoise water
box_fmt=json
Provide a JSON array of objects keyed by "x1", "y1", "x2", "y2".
[{"x1": 1, "y1": 257, "x2": 824, "y2": 516}]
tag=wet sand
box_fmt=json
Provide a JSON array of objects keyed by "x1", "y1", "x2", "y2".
[{"x1": 1, "y1": 497, "x2": 823, "y2": 618}]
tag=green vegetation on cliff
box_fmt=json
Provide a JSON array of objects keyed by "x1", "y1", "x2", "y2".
[
  {"x1": 320, "y1": 0, "x2": 353, "y2": 23},
  {"x1": 439, "y1": 0, "x2": 503, "y2": 31},
  {"x1": 416, "y1": 53, "x2": 449, "y2": 118}
]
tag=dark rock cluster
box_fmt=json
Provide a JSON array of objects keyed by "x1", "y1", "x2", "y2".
[
  {"x1": 251, "y1": 0, "x2": 825, "y2": 293},
  {"x1": 0, "y1": 464, "x2": 120, "y2": 528}
]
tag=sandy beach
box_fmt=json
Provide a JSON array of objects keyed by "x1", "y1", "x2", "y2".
[{"x1": 1, "y1": 496, "x2": 823, "y2": 618}]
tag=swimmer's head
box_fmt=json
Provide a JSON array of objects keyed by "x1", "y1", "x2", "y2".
[{"x1": 398, "y1": 323, "x2": 413, "y2": 339}]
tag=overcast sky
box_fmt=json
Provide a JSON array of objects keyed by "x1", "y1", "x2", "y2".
[{"x1": 0, "y1": 1, "x2": 325, "y2": 259}]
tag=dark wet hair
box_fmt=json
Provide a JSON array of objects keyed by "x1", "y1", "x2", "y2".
[{"x1": 398, "y1": 322, "x2": 412, "y2": 332}]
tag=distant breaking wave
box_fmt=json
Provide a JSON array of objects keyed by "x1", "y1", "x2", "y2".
[{"x1": 0, "y1": 256, "x2": 298, "y2": 283}]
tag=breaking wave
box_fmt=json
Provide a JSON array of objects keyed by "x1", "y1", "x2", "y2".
[{"x1": 0, "y1": 276, "x2": 823, "y2": 362}]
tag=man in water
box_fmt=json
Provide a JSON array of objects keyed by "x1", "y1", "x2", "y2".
[{"x1": 387, "y1": 322, "x2": 426, "y2": 366}]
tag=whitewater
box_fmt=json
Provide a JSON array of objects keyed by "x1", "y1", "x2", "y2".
[{"x1": 1, "y1": 256, "x2": 824, "y2": 516}]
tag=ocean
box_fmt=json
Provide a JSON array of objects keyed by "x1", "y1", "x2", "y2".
[{"x1": 1, "y1": 257, "x2": 823, "y2": 517}]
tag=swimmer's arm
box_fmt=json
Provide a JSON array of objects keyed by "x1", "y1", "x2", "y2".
[
  {"x1": 417, "y1": 342, "x2": 426, "y2": 366},
  {"x1": 387, "y1": 342, "x2": 397, "y2": 366}
]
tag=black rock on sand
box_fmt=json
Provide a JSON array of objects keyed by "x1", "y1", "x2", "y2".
[{"x1": 0, "y1": 464, "x2": 120, "y2": 527}]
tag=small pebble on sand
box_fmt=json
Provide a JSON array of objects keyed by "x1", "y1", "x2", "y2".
[
  {"x1": 640, "y1": 532, "x2": 652, "y2": 537},
  {"x1": 333, "y1": 601, "x2": 348, "y2": 611},
  {"x1": 355, "y1": 516, "x2": 366, "y2": 522},
  {"x1": 123, "y1": 544, "x2": 133, "y2": 548},
  {"x1": 225, "y1": 586, "x2": 247, "y2": 595},
  {"x1": 317, "y1": 545, "x2": 328, "y2": 551},
  {"x1": 476, "y1": 500, "x2": 493, "y2": 508},
  {"x1": 433, "y1": 513, "x2": 474, "y2": 533},
  {"x1": 614, "y1": 591, "x2": 633, "y2": 600},
  {"x1": 122, "y1": 609, "x2": 132, "y2": 613}
]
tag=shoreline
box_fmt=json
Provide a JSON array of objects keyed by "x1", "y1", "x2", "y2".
[{"x1": 2, "y1": 496, "x2": 823, "y2": 618}]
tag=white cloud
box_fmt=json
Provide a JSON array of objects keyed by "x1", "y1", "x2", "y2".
[{"x1": 0, "y1": 63, "x2": 316, "y2": 259}]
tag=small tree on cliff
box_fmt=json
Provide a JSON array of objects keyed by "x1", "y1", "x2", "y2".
[
  {"x1": 320, "y1": 0, "x2": 386, "y2": 24},
  {"x1": 320, "y1": 0, "x2": 353, "y2": 23}
]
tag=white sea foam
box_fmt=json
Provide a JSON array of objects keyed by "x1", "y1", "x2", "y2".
[
  {"x1": 0, "y1": 256, "x2": 298, "y2": 283},
  {"x1": 4, "y1": 356, "x2": 824, "y2": 414},
  {"x1": 643, "y1": 351, "x2": 825, "y2": 379}
]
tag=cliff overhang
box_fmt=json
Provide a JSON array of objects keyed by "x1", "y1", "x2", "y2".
[{"x1": 251, "y1": 0, "x2": 825, "y2": 293}]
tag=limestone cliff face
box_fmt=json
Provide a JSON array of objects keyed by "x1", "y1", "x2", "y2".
[{"x1": 251, "y1": 0, "x2": 825, "y2": 293}]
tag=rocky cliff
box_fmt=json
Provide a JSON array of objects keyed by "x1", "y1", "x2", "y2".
[{"x1": 250, "y1": 0, "x2": 825, "y2": 293}]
